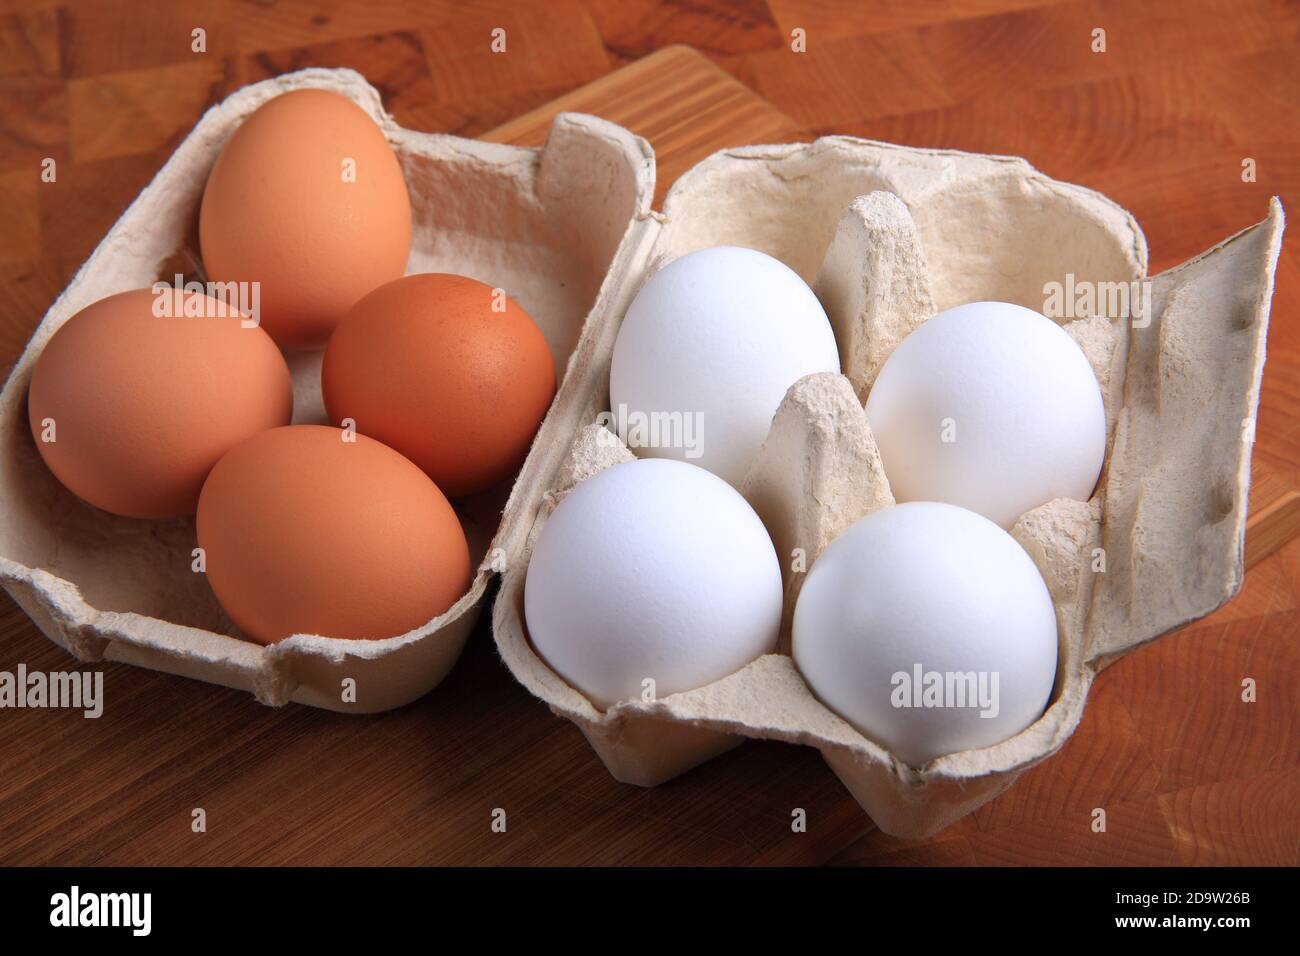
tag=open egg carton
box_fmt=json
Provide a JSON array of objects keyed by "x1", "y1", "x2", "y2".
[
  {"x1": 493, "y1": 138, "x2": 1285, "y2": 837},
  {"x1": 0, "y1": 69, "x2": 656, "y2": 712},
  {"x1": 0, "y1": 65, "x2": 1285, "y2": 837}
]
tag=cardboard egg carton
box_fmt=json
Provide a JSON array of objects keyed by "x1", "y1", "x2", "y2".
[
  {"x1": 493, "y1": 138, "x2": 1285, "y2": 838},
  {"x1": 0, "y1": 69, "x2": 656, "y2": 712}
]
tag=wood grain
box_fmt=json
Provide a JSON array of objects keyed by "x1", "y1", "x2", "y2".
[
  {"x1": 482, "y1": 45, "x2": 803, "y2": 205},
  {"x1": 0, "y1": 0, "x2": 1296, "y2": 867}
]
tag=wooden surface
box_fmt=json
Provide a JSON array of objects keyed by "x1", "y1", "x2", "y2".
[{"x1": 0, "y1": 2, "x2": 1297, "y2": 867}]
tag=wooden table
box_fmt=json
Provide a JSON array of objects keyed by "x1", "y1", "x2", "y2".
[{"x1": 0, "y1": 1, "x2": 1297, "y2": 866}]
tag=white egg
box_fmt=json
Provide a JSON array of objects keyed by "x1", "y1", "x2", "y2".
[
  {"x1": 609, "y1": 246, "x2": 841, "y2": 487},
  {"x1": 524, "y1": 458, "x2": 783, "y2": 710},
  {"x1": 864, "y1": 301, "x2": 1106, "y2": 529},
  {"x1": 793, "y1": 502, "x2": 1058, "y2": 766}
]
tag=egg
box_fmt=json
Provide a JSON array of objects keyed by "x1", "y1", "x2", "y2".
[
  {"x1": 196, "y1": 425, "x2": 470, "y2": 644},
  {"x1": 792, "y1": 502, "x2": 1058, "y2": 766},
  {"x1": 27, "y1": 288, "x2": 292, "y2": 519},
  {"x1": 864, "y1": 301, "x2": 1106, "y2": 529},
  {"x1": 199, "y1": 88, "x2": 412, "y2": 349},
  {"x1": 609, "y1": 246, "x2": 841, "y2": 487},
  {"x1": 524, "y1": 458, "x2": 782, "y2": 710},
  {"x1": 321, "y1": 273, "x2": 556, "y2": 498}
]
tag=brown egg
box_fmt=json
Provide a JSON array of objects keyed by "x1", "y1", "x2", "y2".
[
  {"x1": 321, "y1": 274, "x2": 557, "y2": 497},
  {"x1": 199, "y1": 88, "x2": 412, "y2": 350},
  {"x1": 196, "y1": 425, "x2": 471, "y2": 645},
  {"x1": 27, "y1": 288, "x2": 292, "y2": 519}
]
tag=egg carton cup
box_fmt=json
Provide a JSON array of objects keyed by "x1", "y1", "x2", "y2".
[
  {"x1": 0, "y1": 69, "x2": 655, "y2": 712},
  {"x1": 493, "y1": 136, "x2": 1285, "y2": 838}
]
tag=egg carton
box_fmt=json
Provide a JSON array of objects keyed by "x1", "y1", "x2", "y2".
[
  {"x1": 493, "y1": 138, "x2": 1285, "y2": 838},
  {"x1": 0, "y1": 69, "x2": 656, "y2": 712}
]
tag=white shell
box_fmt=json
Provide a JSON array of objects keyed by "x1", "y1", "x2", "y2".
[
  {"x1": 865, "y1": 301, "x2": 1107, "y2": 528},
  {"x1": 610, "y1": 246, "x2": 840, "y2": 485},
  {"x1": 792, "y1": 501, "x2": 1059, "y2": 765},
  {"x1": 525, "y1": 458, "x2": 782, "y2": 709}
]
